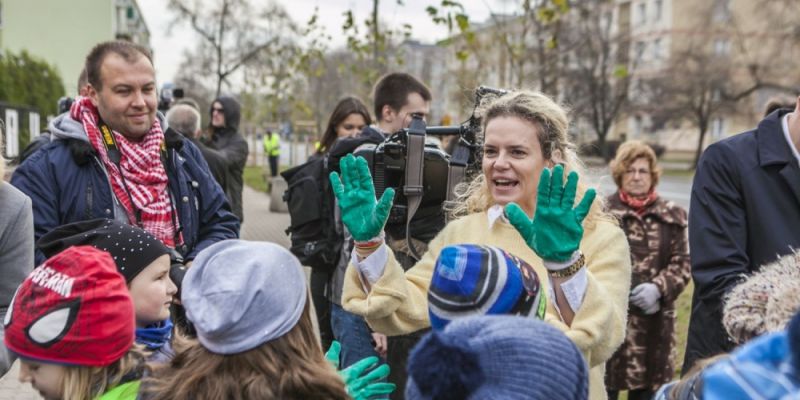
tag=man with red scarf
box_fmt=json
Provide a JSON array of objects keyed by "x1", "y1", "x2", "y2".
[{"x1": 12, "y1": 41, "x2": 239, "y2": 265}]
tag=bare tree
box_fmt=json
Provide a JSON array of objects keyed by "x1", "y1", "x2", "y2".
[
  {"x1": 636, "y1": 0, "x2": 798, "y2": 167},
  {"x1": 564, "y1": 0, "x2": 631, "y2": 161},
  {"x1": 168, "y1": 0, "x2": 300, "y2": 97}
]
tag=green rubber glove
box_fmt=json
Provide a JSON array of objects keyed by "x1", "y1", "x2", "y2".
[
  {"x1": 329, "y1": 154, "x2": 395, "y2": 241},
  {"x1": 325, "y1": 340, "x2": 342, "y2": 369},
  {"x1": 505, "y1": 165, "x2": 596, "y2": 262},
  {"x1": 324, "y1": 341, "x2": 396, "y2": 399}
]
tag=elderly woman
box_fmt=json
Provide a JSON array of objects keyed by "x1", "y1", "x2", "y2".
[
  {"x1": 604, "y1": 141, "x2": 690, "y2": 400},
  {"x1": 330, "y1": 90, "x2": 632, "y2": 399}
]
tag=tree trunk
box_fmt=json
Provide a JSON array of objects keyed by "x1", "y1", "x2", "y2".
[
  {"x1": 693, "y1": 128, "x2": 708, "y2": 169},
  {"x1": 598, "y1": 134, "x2": 610, "y2": 162}
]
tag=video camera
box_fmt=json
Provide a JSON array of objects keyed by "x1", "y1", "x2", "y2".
[
  {"x1": 353, "y1": 86, "x2": 508, "y2": 259},
  {"x1": 158, "y1": 83, "x2": 185, "y2": 112}
]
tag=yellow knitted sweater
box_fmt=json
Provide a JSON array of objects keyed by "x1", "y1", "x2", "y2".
[{"x1": 342, "y1": 211, "x2": 631, "y2": 400}]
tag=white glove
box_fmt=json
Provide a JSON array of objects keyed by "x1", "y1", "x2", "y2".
[{"x1": 630, "y1": 282, "x2": 661, "y2": 315}]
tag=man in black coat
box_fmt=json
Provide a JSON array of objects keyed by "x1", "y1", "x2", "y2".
[
  {"x1": 205, "y1": 96, "x2": 248, "y2": 222},
  {"x1": 683, "y1": 102, "x2": 800, "y2": 372}
]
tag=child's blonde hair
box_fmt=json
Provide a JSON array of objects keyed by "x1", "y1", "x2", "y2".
[{"x1": 61, "y1": 347, "x2": 146, "y2": 400}]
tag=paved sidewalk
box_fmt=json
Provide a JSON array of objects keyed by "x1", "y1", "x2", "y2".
[{"x1": 0, "y1": 185, "x2": 292, "y2": 399}]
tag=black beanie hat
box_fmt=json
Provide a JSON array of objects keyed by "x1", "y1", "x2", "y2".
[{"x1": 37, "y1": 219, "x2": 171, "y2": 282}]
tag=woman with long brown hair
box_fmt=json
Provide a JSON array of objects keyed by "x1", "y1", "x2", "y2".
[
  {"x1": 316, "y1": 96, "x2": 372, "y2": 156},
  {"x1": 145, "y1": 240, "x2": 349, "y2": 400}
]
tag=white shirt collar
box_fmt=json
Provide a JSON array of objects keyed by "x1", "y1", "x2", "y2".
[
  {"x1": 781, "y1": 113, "x2": 800, "y2": 167},
  {"x1": 487, "y1": 204, "x2": 507, "y2": 228}
]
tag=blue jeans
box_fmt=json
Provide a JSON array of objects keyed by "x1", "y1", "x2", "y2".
[{"x1": 331, "y1": 303, "x2": 382, "y2": 368}]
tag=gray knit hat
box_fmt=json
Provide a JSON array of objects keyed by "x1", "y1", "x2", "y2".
[
  {"x1": 723, "y1": 250, "x2": 800, "y2": 344},
  {"x1": 182, "y1": 240, "x2": 307, "y2": 354},
  {"x1": 405, "y1": 315, "x2": 589, "y2": 400}
]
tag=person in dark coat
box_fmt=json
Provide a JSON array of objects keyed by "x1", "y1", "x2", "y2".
[
  {"x1": 11, "y1": 41, "x2": 239, "y2": 266},
  {"x1": 683, "y1": 102, "x2": 800, "y2": 373},
  {"x1": 205, "y1": 96, "x2": 248, "y2": 222},
  {"x1": 604, "y1": 141, "x2": 691, "y2": 400}
]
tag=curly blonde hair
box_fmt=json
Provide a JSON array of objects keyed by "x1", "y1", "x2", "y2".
[
  {"x1": 609, "y1": 140, "x2": 661, "y2": 189},
  {"x1": 449, "y1": 90, "x2": 605, "y2": 225}
]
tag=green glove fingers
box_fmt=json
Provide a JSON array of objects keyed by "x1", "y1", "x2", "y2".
[
  {"x1": 506, "y1": 166, "x2": 597, "y2": 263},
  {"x1": 327, "y1": 154, "x2": 395, "y2": 241},
  {"x1": 324, "y1": 340, "x2": 341, "y2": 369},
  {"x1": 536, "y1": 166, "x2": 552, "y2": 208},
  {"x1": 339, "y1": 356, "x2": 396, "y2": 399},
  {"x1": 561, "y1": 169, "x2": 579, "y2": 209},
  {"x1": 505, "y1": 202, "x2": 534, "y2": 239}
]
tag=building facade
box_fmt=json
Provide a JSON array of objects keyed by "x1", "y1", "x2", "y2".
[{"x1": 0, "y1": 0, "x2": 150, "y2": 97}]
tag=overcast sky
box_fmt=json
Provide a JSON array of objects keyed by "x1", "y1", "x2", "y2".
[{"x1": 137, "y1": 0, "x2": 518, "y2": 84}]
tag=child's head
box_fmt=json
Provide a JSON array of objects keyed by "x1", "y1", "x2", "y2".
[
  {"x1": 406, "y1": 315, "x2": 589, "y2": 400},
  {"x1": 723, "y1": 250, "x2": 800, "y2": 344},
  {"x1": 146, "y1": 240, "x2": 348, "y2": 399},
  {"x1": 4, "y1": 246, "x2": 138, "y2": 400},
  {"x1": 427, "y1": 244, "x2": 546, "y2": 330},
  {"x1": 38, "y1": 219, "x2": 176, "y2": 327}
]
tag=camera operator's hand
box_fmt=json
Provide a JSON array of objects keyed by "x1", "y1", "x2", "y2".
[
  {"x1": 329, "y1": 154, "x2": 395, "y2": 242},
  {"x1": 506, "y1": 165, "x2": 596, "y2": 263}
]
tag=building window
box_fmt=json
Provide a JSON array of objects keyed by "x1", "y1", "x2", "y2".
[
  {"x1": 653, "y1": 38, "x2": 662, "y2": 60},
  {"x1": 654, "y1": 0, "x2": 663, "y2": 21},
  {"x1": 712, "y1": 117, "x2": 725, "y2": 139},
  {"x1": 713, "y1": 0, "x2": 731, "y2": 22},
  {"x1": 713, "y1": 38, "x2": 730, "y2": 55},
  {"x1": 635, "y1": 41, "x2": 646, "y2": 65},
  {"x1": 637, "y1": 2, "x2": 647, "y2": 25}
]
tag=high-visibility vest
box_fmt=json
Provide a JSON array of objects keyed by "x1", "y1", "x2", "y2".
[{"x1": 263, "y1": 134, "x2": 280, "y2": 156}]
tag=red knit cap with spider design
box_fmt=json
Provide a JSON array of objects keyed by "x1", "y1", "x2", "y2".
[{"x1": 3, "y1": 246, "x2": 135, "y2": 366}]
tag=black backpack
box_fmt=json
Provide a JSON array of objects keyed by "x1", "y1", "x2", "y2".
[{"x1": 281, "y1": 134, "x2": 381, "y2": 271}]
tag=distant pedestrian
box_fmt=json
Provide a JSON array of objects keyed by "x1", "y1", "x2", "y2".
[
  {"x1": 207, "y1": 97, "x2": 249, "y2": 222},
  {"x1": 604, "y1": 141, "x2": 691, "y2": 400},
  {"x1": 263, "y1": 130, "x2": 280, "y2": 177}
]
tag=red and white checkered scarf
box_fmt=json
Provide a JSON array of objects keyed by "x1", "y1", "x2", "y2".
[{"x1": 71, "y1": 97, "x2": 177, "y2": 247}]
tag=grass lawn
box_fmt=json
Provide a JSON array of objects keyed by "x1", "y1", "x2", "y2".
[
  {"x1": 674, "y1": 280, "x2": 694, "y2": 377},
  {"x1": 243, "y1": 165, "x2": 269, "y2": 193}
]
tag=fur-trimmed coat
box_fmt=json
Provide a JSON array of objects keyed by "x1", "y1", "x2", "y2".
[{"x1": 604, "y1": 193, "x2": 690, "y2": 390}]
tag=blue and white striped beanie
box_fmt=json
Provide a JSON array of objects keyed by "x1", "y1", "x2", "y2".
[{"x1": 428, "y1": 244, "x2": 546, "y2": 330}]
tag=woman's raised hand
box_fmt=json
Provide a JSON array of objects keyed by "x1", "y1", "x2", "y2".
[
  {"x1": 505, "y1": 165, "x2": 596, "y2": 262},
  {"x1": 329, "y1": 154, "x2": 395, "y2": 242}
]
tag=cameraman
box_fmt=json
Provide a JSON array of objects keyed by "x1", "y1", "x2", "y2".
[{"x1": 359, "y1": 72, "x2": 432, "y2": 398}]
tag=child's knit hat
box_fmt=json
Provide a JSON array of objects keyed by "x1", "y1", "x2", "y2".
[
  {"x1": 37, "y1": 218, "x2": 171, "y2": 282},
  {"x1": 4, "y1": 246, "x2": 135, "y2": 366},
  {"x1": 428, "y1": 244, "x2": 545, "y2": 330},
  {"x1": 702, "y1": 310, "x2": 800, "y2": 398},
  {"x1": 723, "y1": 250, "x2": 800, "y2": 344},
  {"x1": 405, "y1": 315, "x2": 588, "y2": 400},
  {"x1": 181, "y1": 240, "x2": 307, "y2": 354}
]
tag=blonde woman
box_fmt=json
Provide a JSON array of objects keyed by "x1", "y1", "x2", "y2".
[
  {"x1": 330, "y1": 90, "x2": 632, "y2": 399},
  {"x1": 0, "y1": 125, "x2": 34, "y2": 377}
]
